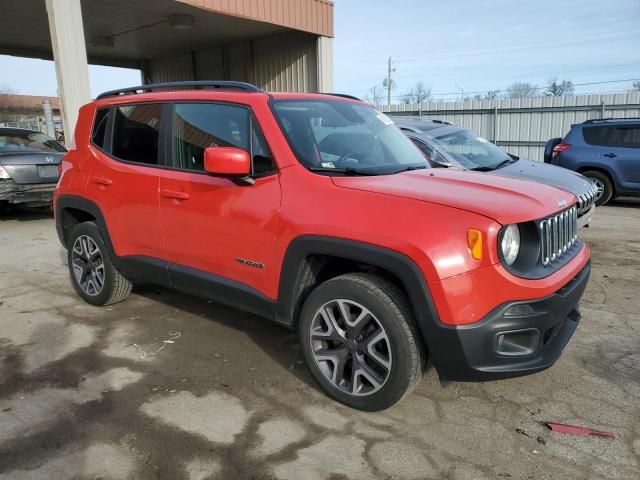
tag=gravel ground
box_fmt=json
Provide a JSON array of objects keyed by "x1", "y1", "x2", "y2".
[{"x1": 0, "y1": 199, "x2": 639, "y2": 480}]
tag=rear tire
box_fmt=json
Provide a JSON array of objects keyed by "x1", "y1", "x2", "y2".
[
  {"x1": 583, "y1": 170, "x2": 613, "y2": 206},
  {"x1": 67, "y1": 222, "x2": 132, "y2": 306},
  {"x1": 298, "y1": 273, "x2": 424, "y2": 411}
]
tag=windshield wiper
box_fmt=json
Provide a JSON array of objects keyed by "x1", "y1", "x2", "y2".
[
  {"x1": 308, "y1": 167, "x2": 380, "y2": 176},
  {"x1": 390, "y1": 165, "x2": 428, "y2": 174},
  {"x1": 470, "y1": 158, "x2": 515, "y2": 172}
]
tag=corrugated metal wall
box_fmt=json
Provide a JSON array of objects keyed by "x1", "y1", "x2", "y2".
[
  {"x1": 252, "y1": 31, "x2": 317, "y2": 92},
  {"x1": 383, "y1": 93, "x2": 640, "y2": 161},
  {"x1": 176, "y1": 0, "x2": 334, "y2": 37},
  {"x1": 147, "y1": 30, "x2": 320, "y2": 92}
]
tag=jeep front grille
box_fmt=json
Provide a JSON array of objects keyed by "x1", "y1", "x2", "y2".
[
  {"x1": 540, "y1": 206, "x2": 578, "y2": 266},
  {"x1": 577, "y1": 183, "x2": 598, "y2": 217}
]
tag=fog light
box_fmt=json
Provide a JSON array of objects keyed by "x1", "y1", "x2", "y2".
[
  {"x1": 496, "y1": 328, "x2": 540, "y2": 356},
  {"x1": 504, "y1": 304, "x2": 534, "y2": 317}
]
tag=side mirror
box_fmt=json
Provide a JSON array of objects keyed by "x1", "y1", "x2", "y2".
[{"x1": 204, "y1": 147, "x2": 251, "y2": 177}]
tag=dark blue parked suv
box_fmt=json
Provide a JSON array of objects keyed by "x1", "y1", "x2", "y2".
[{"x1": 545, "y1": 118, "x2": 640, "y2": 205}]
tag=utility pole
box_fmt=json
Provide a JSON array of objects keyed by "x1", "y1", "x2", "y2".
[
  {"x1": 385, "y1": 57, "x2": 396, "y2": 109},
  {"x1": 454, "y1": 84, "x2": 464, "y2": 102}
]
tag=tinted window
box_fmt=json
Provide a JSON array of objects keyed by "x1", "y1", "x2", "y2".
[
  {"x1": 0, "y1": 131, "x2": 66, "y2": 154},
  {"x1": 91, "y1": 109, "x2": 109, "y2": 148},
  {"x1": 172, "y1": 103, "x2": 249, "y2": 171},
  {"x1": 112, "y1": 104, "x2": 162, "y2": 164},
  {"x1": 618, "y1": 127, "x2": 640, "y2": 148},
  {"x1": 582, "y1": 126, "x2": 617, "y2": 147}
]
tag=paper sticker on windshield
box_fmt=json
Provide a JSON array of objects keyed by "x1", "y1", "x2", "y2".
[
  {"x1": 321, "y1": 162, "x2": 336, "y2": 168},
  {"x1": 376, "y1": 113, "x2": 394, "y2": 126},
  {"x1": 476, "y1": 137, "x2": 489, "y2": 143}
]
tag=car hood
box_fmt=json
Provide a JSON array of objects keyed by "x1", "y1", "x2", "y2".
[
  {"x1": 488, "y1": 159, "x2": 594, "y2": 197},
  {"x1": 331, "y1": 168, "x2": 575, "y2": 225}
]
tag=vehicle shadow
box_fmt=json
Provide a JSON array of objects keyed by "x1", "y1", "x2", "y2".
[
  {"x1": 0, "y1": 205, "x2": 53, "y2": 221},
  {"x1": 607, "y1": 197, "x2": 640, "y2": 208},
  {"x1": 131, "y1": 283, "x2": 321, "y2": 392}
]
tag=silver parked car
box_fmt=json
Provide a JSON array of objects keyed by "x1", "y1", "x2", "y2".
[
  {"x1": 397, "y1": 120, "x2": 598, "y2": 227},
  {"x1": 0, "y1": 128, "x2": 66, "y2": 210}
]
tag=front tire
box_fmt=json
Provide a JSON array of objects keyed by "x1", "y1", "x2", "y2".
[
  {"x1": 67, "y1": 222, "x2": 132, "y2": 306},
  {"x1": 583, "y1": 170, "x2": 613, "y2": 206},
  {"x1": 299, "y1": 273, "x2": 424, "y2": 411}
]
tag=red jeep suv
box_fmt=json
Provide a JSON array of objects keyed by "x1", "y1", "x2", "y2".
[{"x1": 54, "y1": 81, "x2": 591, "y2": 411}]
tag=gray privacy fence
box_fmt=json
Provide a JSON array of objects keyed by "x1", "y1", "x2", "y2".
[{"x1": 381, "y1": 92, "x2": 640, "y2": 161}]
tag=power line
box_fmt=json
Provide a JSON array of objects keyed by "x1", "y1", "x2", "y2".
[{"x1": 382, "y1": 77, "x2": 640, "y2": 99}]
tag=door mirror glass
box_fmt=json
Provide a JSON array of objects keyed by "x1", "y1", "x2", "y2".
[{"x1": 204, "y1": 147, "x2": 251, "y2": 176}]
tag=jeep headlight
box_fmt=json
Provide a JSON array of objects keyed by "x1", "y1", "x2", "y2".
[{"x1": 501, "y1": 224, "x2": 520, "y2": 265}]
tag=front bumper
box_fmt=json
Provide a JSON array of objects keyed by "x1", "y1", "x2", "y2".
[
  {"x1": 0, "y1": 181, "x2": 56, "y2": 206},
  {"x1": 431, "y1": 260, "x2": 590, "y2": 381}
]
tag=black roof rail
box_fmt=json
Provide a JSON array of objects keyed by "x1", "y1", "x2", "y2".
[
  {"x1": 96, "y1": 81, "x2": 262, "y2": 100},
  {"x1": 583, "y1": 117, "x2": 640, "y2": 124},
  {"x1": 321, "y1": 93, "x2": 362, "y2": 101}
]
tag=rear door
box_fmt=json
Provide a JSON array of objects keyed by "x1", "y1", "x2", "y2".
[
  {"x1": 612, "y1": 125, "x2": 640, "y2": 189},
  {"x1": 83, "y1": 103, "x2": 166, "y2": 260},
  {"x1": 158, "y1": 101, "x2": 281, "y2": 298}
]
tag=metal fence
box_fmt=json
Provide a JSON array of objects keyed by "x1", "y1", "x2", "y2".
[{"x1": 381, "y1": 92, "x2": 640, "y2": 161}]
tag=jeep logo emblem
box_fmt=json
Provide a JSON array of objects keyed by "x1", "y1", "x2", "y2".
[{"x1": 45, "y1": 156, "x2": 54, "y2": 163}]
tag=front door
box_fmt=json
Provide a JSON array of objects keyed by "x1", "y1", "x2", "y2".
[{"x1": 158, "y1": 102, "x2": 281, "y2": 298}]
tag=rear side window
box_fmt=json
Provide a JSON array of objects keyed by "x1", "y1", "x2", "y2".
[
  {"x1": 582, "y1": 126, "x2": 617, "y2": 147},
  {"x1": 91, "y1": 108, "x2": 109, "y2": 148},
  {"x1": 172, "y1": 103, "x2": 249, "y2": 172},
  {"x1": 618, "y1": 127, "x2": 640, "y2": 148},
  {"x1": 112, "y1": 104, "x2": 162, "y2": 165}
]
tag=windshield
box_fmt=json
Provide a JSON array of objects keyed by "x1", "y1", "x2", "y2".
[
  {"x1": 271, "y1": 100, "x2": 428, "y2": 175},
  {"x1": 429, "y1": 129, "x2": 513, "y2": 170},
  {"x1": 0, "y1": 131, "x2": 66, "y2": 154}
]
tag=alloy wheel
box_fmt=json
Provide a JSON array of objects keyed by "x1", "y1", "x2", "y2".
[
  {"x1": 71, "y1": 235, "x2": 105, "y2": 296},
  {"x1": 309, "y1": 299, "x2": 392, "y2": 396},
  {"x1": 592, "y1": 178, "x2": 605, "y2": 201}
]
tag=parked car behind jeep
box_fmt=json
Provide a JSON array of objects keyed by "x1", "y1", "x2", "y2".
[
  {"x1": 545, "y1": 118, "x2": 640, "y2": 205},
  {"x1": 0, "y1": 128, "x2": 66, "y2": 209},
  {"x1": 397, "y1": 120, "x2": 598, "y2": 227},
  {"x1": 55, "y1": 82, "x2": 591, "y2": 411}
]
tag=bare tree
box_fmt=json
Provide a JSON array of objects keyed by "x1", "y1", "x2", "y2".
[
  {"x1": 0, "y1": 84, "x2": 17, "y2": 95},
  {"x1": 401, "y1": 81, "x2": 431, "y2": 104},
  {"x1": 473, "y1": 90, "x2": 501, "y2": 101},
  {"x1": 505, "y1": 82, "x2": 537, "y2": 98},
  {"x1": 364, "y1": 85, "x2": 384, "y2": 106},
  {"x1": 544, "y1": 78, "x2": 575, "y2": 96},
  {"x1": 632, "y1": 81, "x2": 640, "y2": 92}
]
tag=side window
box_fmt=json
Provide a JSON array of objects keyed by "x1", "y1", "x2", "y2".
[
  {"x1": 582, "y1": 126, "x2": 617, "y2": 147},
  {"x1": 91, "y1": 108, "x2": 109, "y2": 149},
  {"x1": 112, "y1": 104, "x2": 162, "y2": 165},
  {"x1": 251, "y1": 116, "x2": 276, "y2": 175},
  {"x1": 172, "y1": 103, "x2": 249, "y2": 171},
  {"x1": 617, "y1": 127, "x2": 640, "y2": 149}
]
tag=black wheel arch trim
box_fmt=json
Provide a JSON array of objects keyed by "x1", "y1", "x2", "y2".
[{"x1": 275, "y1": 235, "x2": 472, "y2": 378}]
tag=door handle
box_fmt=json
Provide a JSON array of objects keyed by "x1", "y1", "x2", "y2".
[
  {"x1": 161, "y1": 189, "x2": 190, "y2": 200},
  {"x1": 603, "y1": 153, "x2": 617, "y2": 158},
  {"x1": 91, "y1": 176, "x2": 113, "y2": 186}
]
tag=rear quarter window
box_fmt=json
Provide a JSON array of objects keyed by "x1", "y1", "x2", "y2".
[{"x1": 91, "y1": 108, "x2": 109, "y2": 149}]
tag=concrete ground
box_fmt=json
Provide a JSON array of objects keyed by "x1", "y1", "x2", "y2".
[{"x1": 0, "y1": 200, "x2": 639, "y2": 480}]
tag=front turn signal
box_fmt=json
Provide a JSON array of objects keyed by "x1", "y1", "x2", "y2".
[{"x1": 467, "y1": 229, "x2": 483, "y2": 260}]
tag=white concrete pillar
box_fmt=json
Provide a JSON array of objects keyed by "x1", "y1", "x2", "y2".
[
  {"x1": 45, "y1": 0, "x2": 91, "y2": 141},
  {"x1": 316, "y1": 36, "x2": 334, "y2": 93}
]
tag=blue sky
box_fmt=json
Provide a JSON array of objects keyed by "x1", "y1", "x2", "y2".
[{"x1": 1, "y1": 0, "x2": 638, "y2": 101}]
